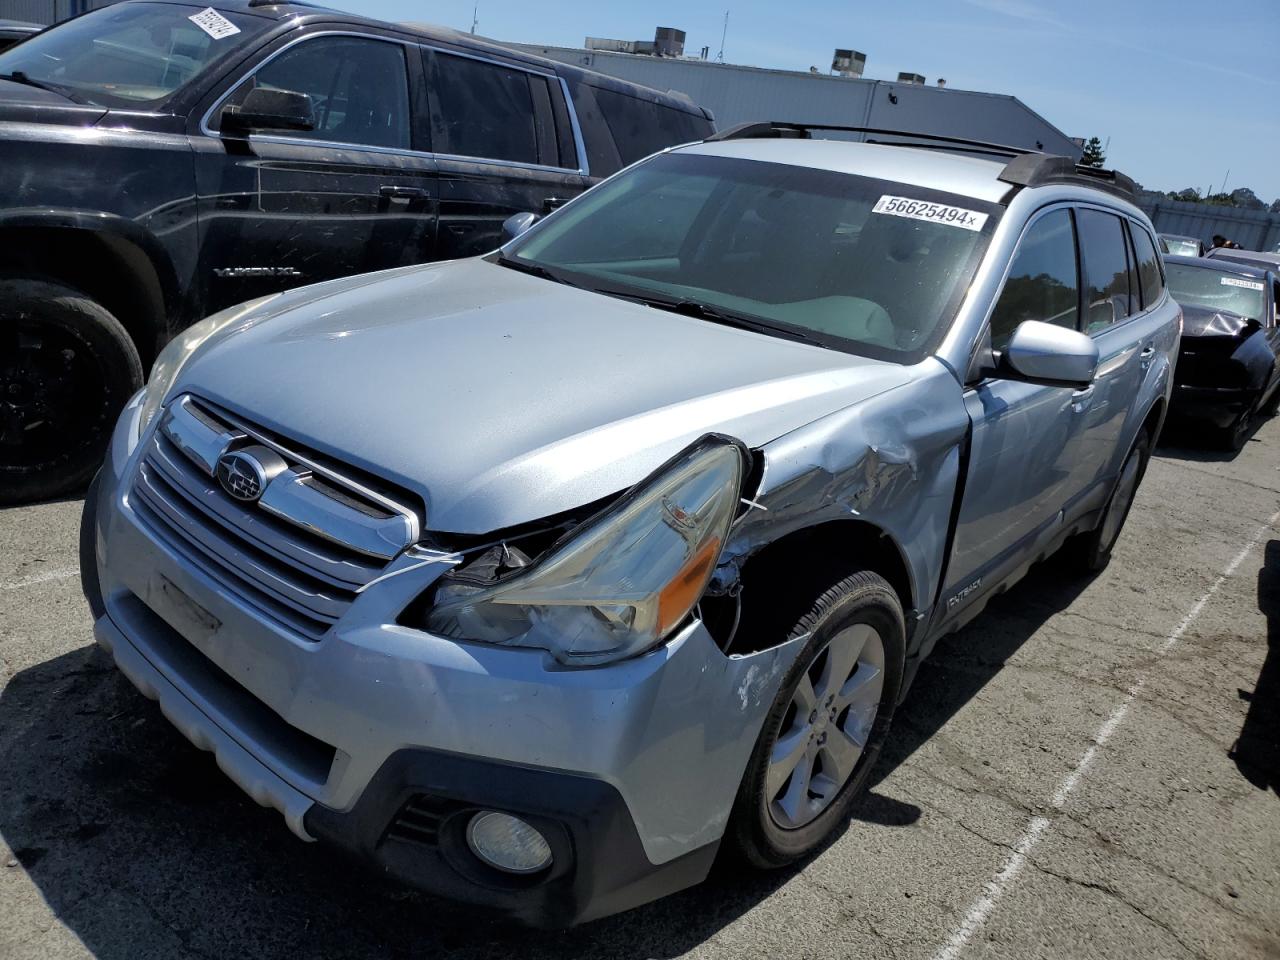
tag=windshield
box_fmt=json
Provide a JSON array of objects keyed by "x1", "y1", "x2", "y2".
[
  {"x1": 1161, "y1": 237, "x2": 1200, "y2": 257},
  {"x1": 505, "y1": 152, "x2": 999, "y2": 362},
  {"x1": 0, "y1": 3, "x2": 267, "y2": 108},
  {"x1": 1166, "y1": 263, "x2": 1266, "y2": 321}
]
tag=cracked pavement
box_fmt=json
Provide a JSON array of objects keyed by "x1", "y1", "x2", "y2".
[{"x1": 2, "y1": 417, "x2": 1278, "y2": 960}]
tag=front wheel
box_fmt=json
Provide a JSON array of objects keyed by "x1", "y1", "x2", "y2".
[
  {"x1": 0, "y1": 279, "x2": 142, "y2": 506},
  {"x1": 727, "y1": 571, "x2": 905, "y2": 868},
  {"x1": 1068, "y1": 430, "x2": 1151, "y2": 573}
]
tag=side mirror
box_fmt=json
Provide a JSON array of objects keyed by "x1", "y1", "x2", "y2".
[
  {"x1": 1001, "y1": 320, "x2": 1098, "y2": 388},
  {"x1": 221, "y1": 87, "x2": 314, "y2": 135},
  {"x1": 501, "y1": 211, "x2": 540, "y2": 244}
]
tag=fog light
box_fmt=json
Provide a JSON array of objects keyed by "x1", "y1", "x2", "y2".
[{"x1": 465, "y1": 811, "x2": 553, "y2": 874}]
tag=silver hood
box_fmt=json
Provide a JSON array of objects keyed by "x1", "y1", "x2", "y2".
[{"x1": 176, "y1": 258, "x2": 914, "y2": 533}]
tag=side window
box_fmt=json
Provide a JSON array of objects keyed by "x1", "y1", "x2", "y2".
[
  {"x1": 1076, "y1": 209, "x2": 1133, "y2": 332},
  {"x1": 225, "y1": 37, "x2": 410, "y2": 150},
  {"x1": 429, "y1": 52, "x2": 543, "y2": 165},
  {"x1": 593, "y1": 87, "x2": 710, "y2": 165},
  {"x1": 1130, "y1": 224, "x2": 1164, "y2": 310},
  {"x1": 1274, "y1": 280, "x2": 1280, "y2": 327},
  {"x1": 988, "y1": 208, "x2": 1080, "y2": 349}
]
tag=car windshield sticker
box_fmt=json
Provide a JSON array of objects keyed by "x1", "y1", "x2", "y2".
[
  {"x1": 872, "y1": 195, "x2": 989, "y2": 232},
  {"x1": 1221, "y1": 277, "x2": 1264, "y2": 291},
  {"x1": 188, "y1": 8, "x2": 241, "y2": 40}
]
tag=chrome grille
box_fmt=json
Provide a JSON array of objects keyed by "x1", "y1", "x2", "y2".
[{"x1": 131, "y1": 395, "x2": 421, "y2": 640}]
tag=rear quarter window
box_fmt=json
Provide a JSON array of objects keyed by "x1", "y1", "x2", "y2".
[{"x1": 593, "y1": 87, "x2": 711, "y2": 166}]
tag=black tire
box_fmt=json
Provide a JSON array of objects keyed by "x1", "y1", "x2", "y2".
[
  {"x1": 1068, "y1": 429, "x2": 1152, "y2": 573},
  {"x1": 727, "y1": 571, "x2": 905, "y2": 868},
  {"x1": 1217, "y1": 396, "x2": 1259, "y2": 452},
  {"x1": 0, "y1": 279, "x2": 142, "y2": 506}
]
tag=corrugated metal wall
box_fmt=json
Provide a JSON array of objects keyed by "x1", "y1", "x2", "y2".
[
  {"x1": 512, "y1": 44, "x2": 1081, "y2": 159},
  {"x1": 1135, "y1": 193, "x2": 1280, "y2": 252}
]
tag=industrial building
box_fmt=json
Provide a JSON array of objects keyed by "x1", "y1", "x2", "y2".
[
  {"x1": 0, "y1": 0, "x2": 98, "y2": 24},
  {"x1": 510, "y1": 33, "x2": 1081, "y2": 159}
]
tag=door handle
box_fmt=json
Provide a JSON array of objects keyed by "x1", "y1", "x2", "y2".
[
  {"x1": 1139, "y1": 345, "x2": 1156, "y2": 362},
  {"x1": 542, "y1": 196, "x2": 570, "y2": 213},
  {"x1": 1071, "y1": 384, "x2": 1095, "y2": 409},
  {"x1": 380, "y1": 185, "x2": 427, "y2": 200}
]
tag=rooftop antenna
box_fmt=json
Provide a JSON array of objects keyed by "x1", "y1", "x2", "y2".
[
  {"x1": 469, "y1": 4, "x2": 478, "y2": 34},
  {"x1": 716, "y1": 10, "x2": 728, "y2": 62}
]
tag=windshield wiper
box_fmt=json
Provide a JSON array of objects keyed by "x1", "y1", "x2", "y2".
[
  {"x1": 0, "y1": 71, "x2": 87, "y2": 104},
  {"x1": 492, "y1": 254, "x2": 572, "y2": 283},
  {"x1": 617, "y1": 293, "x2": 823, "y2": 346}
]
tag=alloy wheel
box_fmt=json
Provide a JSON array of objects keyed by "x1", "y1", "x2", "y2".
[{"x1": 766, "y1": 623, "x2": 886, "y2": 829}]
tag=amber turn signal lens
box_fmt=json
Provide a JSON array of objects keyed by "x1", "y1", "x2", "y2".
[{"x1": 657, "y1": 535, "x2": 721, "y2": 635}]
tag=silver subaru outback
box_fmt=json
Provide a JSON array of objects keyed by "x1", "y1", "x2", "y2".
[{"x1": 81, "y1": 122, "x2": 1179, "y2": 926}]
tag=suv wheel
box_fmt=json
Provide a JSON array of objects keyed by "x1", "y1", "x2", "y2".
[
  {"x1": 728, "y1": 571, "x2": 905, "y2": 868},
  {"x1": 1069, "y1": 429, "x2": 1151, "y2": 573},
  {"x1": 0, "y1": 279, "x2": 143, "y2": 506}
]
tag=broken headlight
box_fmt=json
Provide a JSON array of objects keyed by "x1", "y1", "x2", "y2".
[{"x1": 425, "y1": 436, "x2": 747, "y2": 666}]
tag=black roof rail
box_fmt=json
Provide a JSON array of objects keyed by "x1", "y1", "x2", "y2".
[
  {"x1": 705, "y1": 120, "x2": 1138, "y2": 202},
  {"x1": 996, "y1": 153, "x2": 1137, "y2": 201},
  {"x1": 704, "y1": 121, "x2": 1037, "y2": 158}
]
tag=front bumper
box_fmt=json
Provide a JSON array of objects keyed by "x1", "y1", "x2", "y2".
[
  {"x1": 1170, "y1": 382, "x2": 1255, "y2": 427},
  {"x1": 84, "y1": 395, "x2": 805, "y2": 924}
]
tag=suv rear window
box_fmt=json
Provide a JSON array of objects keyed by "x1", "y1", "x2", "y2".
[
  {"x1": 0, "y1": 2, "x2": 266, "y2": 108},
  {"x1": 1077, "y1": 209, "x2": 1133, "y2": 332},
  {"x1": 428, "y1": 52, "x2": 564, "y2": 167},
  {"x1": 593, "y1": 87, "x2": 711, "y2": 165},
  {"x1": 1129, "y1": 225, "x2": 1164, "y2": 310}
]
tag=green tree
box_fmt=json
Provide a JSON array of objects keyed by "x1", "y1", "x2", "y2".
[
  {"x1": 1168, "y1": 187, "x2": 1202, "y2": 202},
  {"x1": 1080, "y1": 136, "x2": 1106, "y2": 168}
]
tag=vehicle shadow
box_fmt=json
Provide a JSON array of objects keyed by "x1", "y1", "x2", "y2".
[
  {"x1": 858, "y1": 549, "x2": 1094, "y2": 803},
  {"x1": 1229, "y1": 539, "x2": 1279, "y2": 794},
  {"x1": 0, "y1": 557, "x2": 1094, "y2": 960},
  {"x1": 1156, "y1": 414, "x2": 1268, "y2": 462}
]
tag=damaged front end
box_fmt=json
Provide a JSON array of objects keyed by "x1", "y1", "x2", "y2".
[{"x1": 1173, "y1": 307, "x2": 1274, "y2": 426}]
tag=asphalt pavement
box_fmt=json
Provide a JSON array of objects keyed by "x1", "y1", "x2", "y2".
[{"x1": 1, "y1": 417, "x2": 1277, "y2": 959}]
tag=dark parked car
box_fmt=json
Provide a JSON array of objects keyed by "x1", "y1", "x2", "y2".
[
  {"x1": 0, "y1": 19, "x2": 39, "y2": 53},
  {"x1": 0, "y1": 0, "x2": 713, "y2": 505},
  {"x1": 1165, "y1": 254, "x2": 1280, "y2": 448},
  {"x1": 1158, "y1": 233, "x2": 1204, "y2": 257}
]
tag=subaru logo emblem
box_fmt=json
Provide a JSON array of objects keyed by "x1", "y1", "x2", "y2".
[{"x1": 216, "y1": 450, "x2": 269, "y2": 502}]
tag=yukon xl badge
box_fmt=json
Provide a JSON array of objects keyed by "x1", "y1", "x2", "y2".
[{"x1": 947, "y1": 578, "x2": 983, "y2": 609}]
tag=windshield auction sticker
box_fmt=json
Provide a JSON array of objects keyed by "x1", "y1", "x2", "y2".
[
  {"x1": 1221, "y1": 277, "x2": 1264, "y2": 291},
  {"x1": 873, "y1": 195, "x2": 989, "y2": 232},
  {"x1": 188, "y1": 7, "x2": 241, "y2": 40}
]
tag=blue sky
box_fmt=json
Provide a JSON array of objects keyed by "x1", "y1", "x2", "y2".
[{"x1": 346, "y1": 0, "x2": 1280, "y2": 203}]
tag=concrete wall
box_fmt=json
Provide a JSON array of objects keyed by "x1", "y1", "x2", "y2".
[
  {"x1": 1135, "y1": 192, "x2": 1280, "y2": 252},
  {"x1": 511, "y1": 44, "x2": 1082, "y2": 159}
]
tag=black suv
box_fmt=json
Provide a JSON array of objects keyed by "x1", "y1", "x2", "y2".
[{"x1": 0, "y1": 1, "x2": 713, "y2": 504}]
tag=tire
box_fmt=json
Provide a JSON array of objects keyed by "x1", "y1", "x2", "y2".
[
  {"x1": 1068, "y1": 429, "x2": 1152, "y2": 573},
  {"x1": 1217, "y1": 396, "x2": 1259, "y2": 452},
  {"x1": 0, "y1": 279, "x2": 142, "y2": 506},
  {"x1": 727, "y1": 571, "x2": 905, "y2": 868}
]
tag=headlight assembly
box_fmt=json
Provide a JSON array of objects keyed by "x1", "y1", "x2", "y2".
[
  {"x1": 137, "y1": 293, "x2": 282, "y2": 437},
  {"x1": 425, "y1": 435, "x2": 748, "y2": 666}
]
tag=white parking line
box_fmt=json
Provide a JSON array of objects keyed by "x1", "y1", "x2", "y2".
[
  {"x1": 932, "y1": 510, "x2": 1280, "y2": 960},
  {"x1": 1, "y1": 567, "x2": 80, "y2": 591}
]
